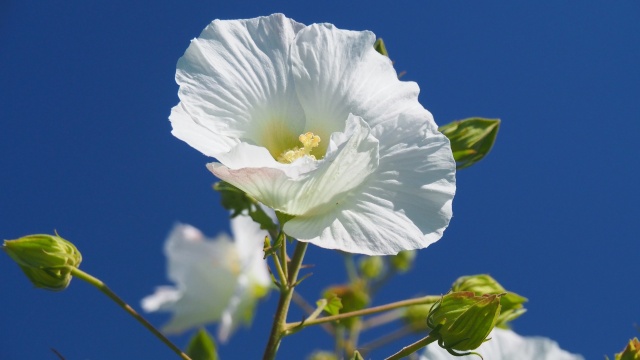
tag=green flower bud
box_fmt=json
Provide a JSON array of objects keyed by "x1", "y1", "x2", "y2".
[
  {"x1": 307, "y1": 351, "x2": 338, "y2": 360},
  {"x1": 452, "y1": 274, "x2": 527, "y2": 328},
  {"x1": 3, "y1": 233, "x2": 82, "y2": 291},
  {"x1": 427, "y1": 292, "x2": 501, "y2": 352},
  {"x1": 390, "y1": 250, "x2": 417, "y2": 273},
  {"x1": 402, "y1": 302, "x2": 437, "y2": 331},
  {"x1": 438, "y1": 117, "x2": 500, "y2": 170},
  {"x1": 615, "y1": 338, "x2": 640, "y2": 360},
  {"x1": 323, "y1": 281, "x2": 370, "y2": 329},
  {"x1": 359, "y1": 256, "x2": 385, "y2": 279}
]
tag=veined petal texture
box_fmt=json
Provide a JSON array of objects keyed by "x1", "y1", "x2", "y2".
[{"x1": 170, "y1": 13, "x2": 456, "y2": 255}]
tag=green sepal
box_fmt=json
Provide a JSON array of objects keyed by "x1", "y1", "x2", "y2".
[
  {"x1": 318, "y1": 293, "x2": 343, "y2": 316},
  {"x1": 323, "y1": 281, "x2": 370, "y2": 329},
  {"x1": 439, "y1": 118, "x2": 500, "y2": 170},
  {"x1": 185, "y1": 328, "x2": 218, "y2": 360},
  {"x1": 213, "y1": 181, "x2": 277, "y2": 231},
  {"x1": 374, "y1": 38, "x2": 388, "y2": 57},
  {"x1": 3, "y1": 233, "x2": 82, "y2": 291},
  {"x1": 451, "y1": 274, "x2": 527, "y2": 328},
  {"x1": 351, "y1": 350, "x2": 365, "y2": 360},
  {"x1": 614, "y1": 338, "x2": 640, "y2": 360},
  {"x1": 427, "y1": 292, "x2": 501, "y2": 351}
]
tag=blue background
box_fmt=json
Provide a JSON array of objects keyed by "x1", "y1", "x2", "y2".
[{"x1": 1, "y1": 1, "x2": 638, "y2": 359}]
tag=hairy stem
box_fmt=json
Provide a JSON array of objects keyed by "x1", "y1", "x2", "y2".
[{"x1": 70, "y1": 268, "x2": 191, "y2": 360}]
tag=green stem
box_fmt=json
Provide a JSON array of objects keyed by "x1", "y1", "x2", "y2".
[
  {"x1": 343, "y1": 253, "x2": 359, "y2": 284},
  {"x1": 70, "y1": 268, "x2": 191, "y2": 360},
  {"x1": 285, "y1": 295, "x2": 439, "y2": 332},
  {"x1": 262, "y1": 241, "x2": 309, "y2": 360},
  {"x1": 280, "y1": 232, "x2": 289, "y2": 280},
  {"x1": 291, "y1": 291, "x2": 335, "y2": 335},
  {"x1": 384, "y1": 334, "x2": 437, "y2": 360},
  {"x1": 359, "y1": 325, "x2": 415, "y2": 357},
  {"x1": 361, "y1": 308, "x2": 405, "y2": 330}
]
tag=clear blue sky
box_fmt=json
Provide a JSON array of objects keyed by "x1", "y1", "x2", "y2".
[{"x1": 1, "y1": 1, "x2": 638, "y2": 359}]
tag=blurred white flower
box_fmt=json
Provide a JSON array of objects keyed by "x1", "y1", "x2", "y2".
[
  {"x1": 141, "y1": 215, "x2": 270, "y2": 342},
  {"x1": 170, "y1": 13, "x2": 456, "y2": 255},
  {"x1": 420, "y1": 328, "x2": 583, "y2": 360}
]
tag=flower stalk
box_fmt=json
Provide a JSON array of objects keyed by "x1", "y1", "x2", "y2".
[
  {"x1": 263, "y1": 240, "x2": 309, "y2": 360},
  {"x1": 70, "y1": 268, "x2": 191, "y2": 360},
  {"x1": 384, "y1": 334, "x2": 438, "y2": 360},
  {"x1": 284, "y1": 295, "x2": 440, "y2": 332}
]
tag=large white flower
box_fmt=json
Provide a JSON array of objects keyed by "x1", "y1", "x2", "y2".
[
  {"x1": 170, "y1": 14, "x2": 456, "y2": 255},
  {"x1": 420, "y1": 328, "x2": 584, "y2": 360},
  {"x1": 141, "y1": 215, "x2": 270, "y2": 342}
]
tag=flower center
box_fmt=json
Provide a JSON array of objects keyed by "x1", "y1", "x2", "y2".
[{"x1": 277, "y1": 132, "x2": 321, "y2": 164}]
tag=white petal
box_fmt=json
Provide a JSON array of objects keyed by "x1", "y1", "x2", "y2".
[
  {"x1": 291, "y1": 22, "x2": 428, "y2": 139},
  {"x1": 170, "y1": 14, "x2": 306, "y2": 157},
  {"x1": 420, "y1": 328, "x2": 584, "y2": 360},
  {"x1": 230, "y1": 216, "x2": 271, "y2": 289},
  {"x1": 218, "y1": 275, "x2": 258, "y2": 343},
  {"x1": 140, "y1": 286, "x2": 181, "y2": 312},
  {"x1": 164, "y1": 224, "x2": 236, "y2": 286},
  {"x1": 208, "y1": 114, "x2": 379, "y2": 216},
  {"x1": 147, "y1": 224, "x2": 240, "y2": 335},
  {"x1": 284, "y1": 112, "x2": 455, "y2": 255}
]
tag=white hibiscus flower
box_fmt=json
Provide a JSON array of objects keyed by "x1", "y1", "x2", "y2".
[
  {"x1": 420, "y1": 328, "x2": 584, "y2": 360},
  {"x1": 170, "y1": 14, "x2": 456, "y2": 255},
  {"x1": 141, "y1": 215, "x2": 270, "y2": 342}
]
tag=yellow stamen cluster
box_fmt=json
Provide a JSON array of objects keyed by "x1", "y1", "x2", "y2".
[{"x1": 277, "y1": 132, "x2": 321, "y2": 164}]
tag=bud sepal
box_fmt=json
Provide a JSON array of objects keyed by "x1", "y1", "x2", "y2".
[
  {"x1": 3, "y1": 233, "x2": 82, "y2": 291},
  {"x1": 426, "y1": 292, "x2": 502, "y2": 357}
]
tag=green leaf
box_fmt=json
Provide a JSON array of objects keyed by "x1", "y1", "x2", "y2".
[
  {"x1": 185, "y1": 328, "x2": 218, "y2": 360},
  {"x1": 439, "y1": 118, "x2": 500, "y2": 170},
  {"x1": 213, "y1": 181, "x2": 277, "y2": 231},
  {"x1": 318, "y1": 293, "x2": 343, "y2": 316},
  {"x1": 351, "y1": 350, "x2": 365, "y2": 360},
  {"x1": 374, "y1": 38, "x2": 388, "y2": 57}
]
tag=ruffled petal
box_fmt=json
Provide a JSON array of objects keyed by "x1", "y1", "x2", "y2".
[
  {"x1": 420, "y1": 328, "x2": 584, "y2": 360},
  {"x1": 147, "y1": 224, "x2": 239, "y2": 335},
  {"x1": 170, "y1": 14, "x2": 306, "y2": 157},
  {"x1": 290, "y1": 22, "x2": 428, "y2": 140},
  {"x1": 208, "y1": 115, "x2": 379, "y2": 216},
  {"x1": 284, "y1": 112, "x2": 455, "y2": 255}
]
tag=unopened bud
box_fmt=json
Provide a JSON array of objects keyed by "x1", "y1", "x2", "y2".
[
  {"x1": 3, "y1": 233, "x2": 82, "y2": 291},
  {"x1": 390, "y1": 250, "x2": 416, "y2": 273},
  {"x1": 402, "y1": 302, "x2": 436, "y2": 331},
  {"x1": 359, "y1": 256, "x2": 384, "y2": 279},
  {"x1": 452, "y1": 274, "x2": 527, "y2": 328},
  {"x1": 427, "y1": 292, "x2": 501, "y2": 352},
  {"x1": 324, "y1": 281, "x2": 370, "y2": 329},
  {"x1": 307, "y1": 351, "x2": 338, "y2": 360},
  {"x1": 615, "y1": 338, "x2": 640, "y2": 360}
]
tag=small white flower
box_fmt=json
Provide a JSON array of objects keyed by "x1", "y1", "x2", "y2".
[
  {"x1": 420, "y1": 328, "x2": 584, "y2": 360},
  {"x1": 170, "y1": 14, "x2": 456, "y2": 255},
  {"x1": 141, "y1": 215, "x2": 270, "y2": 342}
]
